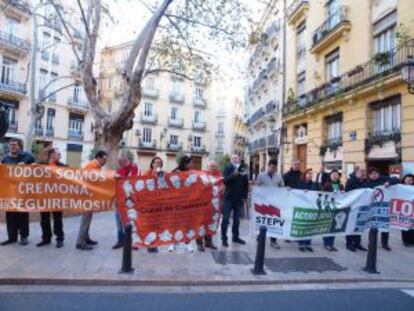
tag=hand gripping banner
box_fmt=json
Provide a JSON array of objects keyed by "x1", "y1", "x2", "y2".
[
  {"x1": 251, "y1": 185, "x2": 414, "y2": 239},
  {"x1": 116, "y1": 171, "x2": 222, "y2": 247}
]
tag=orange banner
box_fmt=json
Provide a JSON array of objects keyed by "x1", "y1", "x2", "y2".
[
  {"x1": 0, "y1": 165, "x2": 115, "y2": 212},
  {"x1": 116, "y1": 171, "x2": 222, "y2": 247}
]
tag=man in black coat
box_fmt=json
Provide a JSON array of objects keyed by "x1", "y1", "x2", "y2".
[
  {"x1": 221, "y1": 154, "x2": 249, "y2": 247},
  {"x1": 283, "y1": 160, "x2": 302, "y2": 189},
  {"x1": 344, "y1": 167, "x2": 367, "y2": 252},
  {"x1": 364, "y1": 167, "x2": 399, "y2": 251},
  {"x1": 1, "y1": 138, "x2": 35, "y2": 246}
]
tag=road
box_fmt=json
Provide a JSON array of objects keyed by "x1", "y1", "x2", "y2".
[{"x1": 0, "y1": 287, "x2": 413, "y2": 311}]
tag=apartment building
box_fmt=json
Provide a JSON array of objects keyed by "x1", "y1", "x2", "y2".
[
  {"x1": 245, "y1": 0, "x2": 284, "y2": 178},
  {"x1": 0, "y1": 0, "x2": 94, "y2": 166},
  {"x1": 282, "y1": 0, "x2": 414, "y2": 176},
  {"x1": 99, "y1": 42, "x2": 214, "y2": 170}
]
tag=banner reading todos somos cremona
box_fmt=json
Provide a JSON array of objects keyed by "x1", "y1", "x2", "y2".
[
  {"x1": 116, "y1": 171, "x2": 222, "y2": 247},
  {"x1": 251, "y1": 185, "x2": 414, "y2": 240},
  {"x1": 0, "y1": 164, "x2": 115, "y2": 212}
]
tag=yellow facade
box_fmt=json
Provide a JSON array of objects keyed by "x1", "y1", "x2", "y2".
[
  {"x1": 99, "y1": 42, "x2": 214, "y2": 171},
  {"x1": 282, "y1": 0, "x2": 414, "y2": 177}
]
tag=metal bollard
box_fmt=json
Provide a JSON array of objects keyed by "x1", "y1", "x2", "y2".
[
  {"x1": 119, "y1": 223, "x2": 134, "y2": 274},
  {"x1": 363, "y1": 228, "x2": 380, "y2": 274},
  {"x1": 252, "y1": 226, "x2": 267, "y2": 275}
]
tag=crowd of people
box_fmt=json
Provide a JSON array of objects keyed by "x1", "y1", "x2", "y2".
[{"x1": 1, "y1": 137, "x2": 413, "y2": 256}]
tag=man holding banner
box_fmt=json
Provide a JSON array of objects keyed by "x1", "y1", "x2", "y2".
[{"x1": 1, "y1": 138, "x2": 35, "y2": 246}]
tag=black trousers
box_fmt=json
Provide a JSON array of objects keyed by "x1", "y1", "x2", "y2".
[
  {"x1": 346, "y1": 235, "x2": 362, "y2": 247},
  {"x1": 40, "y1": 212, "x2": 64, "y2": 242},
  {"x1": 221, "y1": 197, "x2": 242, "y2": 241},
  {"x1": 5, "y1": 212, "x2": 29, "y2": 241},
  {"x1": 381, "y1": 232, "x2": 389, "y2": 246},
  {"x1": 401, "y1": 230, "x2": 414, "y2": 245}
]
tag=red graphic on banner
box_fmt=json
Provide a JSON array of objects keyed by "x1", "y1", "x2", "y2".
[
  {"x1": 254, "y1": 203, "x2": 281, "y2": 217},
  {"x1": 390, "y1": 199, "x2": 414, "y2": 229}
]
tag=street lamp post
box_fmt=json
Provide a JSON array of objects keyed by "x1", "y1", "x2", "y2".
[{"x1": 401, "y1": 55, "x2": 414, "y2": 94}]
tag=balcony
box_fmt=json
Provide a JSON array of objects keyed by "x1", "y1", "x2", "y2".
[
  {"x1": 287, "y1": 0, "x2": 309, "y2": 25},
  {"x1": 45, "y1": 127, "x2": 54, "y2": 137},
  {"x1": 192, "y1": 96, "x2": 207, "y2": 108},
  {"x1": 365, "y1": 130, "x2": 401, "y2": 160},
  {"x1": 34, "y1": 127, "x2": 44, "y2": 136},
  {"x1": 192, "y1": 121, "x2": 206, "y2": 131},
  {"x1": 168, "y1": 118, "x2": 183, "y2": 128},
  {"x1": 142, "y1": 88, "x2": 159, "y2": 99},
  {"x1": 41, "y1": 50, "x2": 49, "y2": 61},
  {"x1": 139, "y1": 139, "x2": 157, "y2": 150},
  {"x1": 248, "y1": 137, "x2": 267, "y2": 153},
  {"x1": 51, "y1": 53, "x2": 59, "y2": 65},
  {"x1": 67, "y1": 97, "x2": 88, "y2": 112},
  {"x1": 216, "y1": 130, "x2": 225, "y2": 137},
  {"x1": 68, "y1": 130, "x2": 83, "y2": 141},
  {"x1": 2, "y1": 0, "x2": 31, "y2": 19},
  {"x1": 0, "y1": 80, "x2": 27, "y2": 98},
  {"x1": 140, "y1": 113, "x2": 158, "y2": 125},
  {"x1": 167, "y1": 142, "x2": 182, "y2": 152},
  {"x1": 0, "y1": 31, "x2": 30, "y2": 56},
  {"x1": 191, "y1": 145, "x2": 206, "y2": 154},
  {"x1": 7, "y1": 122, "x2": 18, "y2": 133},
  {"x1": 283, "y1": 40, "x2": 414, "y2": 119},
  {"x1": 169, "y1": 92, "x2": 185, "y2": 104},
  {"x1": 310, "y1": 6, "x2": 351, "y2": 54},
  {"x1": 268, "y1": 135, "x2": 279, "y2": 148}
]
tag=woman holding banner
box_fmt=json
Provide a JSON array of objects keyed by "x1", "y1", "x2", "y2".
[
  {"x1": 298, "y1": 168, "x2": 319, "y2": 252},
  {"x1": 142, "y1": 156, "x2": 165, "y2": 253},
  {"x1": 401, "y1": 174, "x2": 414, "y2": 246},
  {"x1": 322, "y1": 170, "x2": 344, "y2": 252},
  {"x1": 169, "y1": 155, "x2": 195, "y2": 253}
]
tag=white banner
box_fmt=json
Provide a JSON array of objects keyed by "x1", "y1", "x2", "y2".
[{"x1": 251, "y1": 185, "x2": 414, "y2": 239}]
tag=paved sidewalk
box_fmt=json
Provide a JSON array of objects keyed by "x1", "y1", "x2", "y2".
[{"x1": 0, "y1": 212, "x2": 413, "y2": 286}]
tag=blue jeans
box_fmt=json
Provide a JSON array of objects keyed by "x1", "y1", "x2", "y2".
[
  {"x1": 298, "y1": 239, "x2": 311, "y2": 246},
  {"x1": 115, "y1": 211, "x2": 124, "y2": 243},
  {"x1": 221, "y1": 197, "x2": 242, "y2": 241},
  {"x1": 323, "y1": 236, "x2": 335, "y2": 247}
]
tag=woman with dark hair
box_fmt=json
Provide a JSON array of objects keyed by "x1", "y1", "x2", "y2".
[
  {"x1": 37, "y1": 148, "x2": 66, "y2": 248},
  {"x1": 298, "y1": 168, "x2": 319, "y2": 252},
  {"x1": 401, "y1": 174, "x2": 414, "y2": 246},
  {"x1": 322, "y1": 169, "x2": 344, "y2": 252},
  {"x1": 169, "y1": 155, "x2": 194, "y2": 253}
]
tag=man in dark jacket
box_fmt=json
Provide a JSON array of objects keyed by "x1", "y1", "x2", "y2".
[
  {"x1": 221, "y1": 154, "x2": 249, "y2": 247},
  {"x1": 344, "y1": 167, "x2": 367, "y2": 252},
  {"x1": 1, "y1": 138, "x2": 35, "y2": 246},
  {"x1": 283, "y1": 160, "x2": 302, "y2": 189},
  {"x1": 364, "y1": 167, "x2": 398, "y2": 251}
]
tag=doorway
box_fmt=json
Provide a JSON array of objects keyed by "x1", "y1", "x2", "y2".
[{"x1": 296, "y1": 144, "x2": 307, "y2": 173}]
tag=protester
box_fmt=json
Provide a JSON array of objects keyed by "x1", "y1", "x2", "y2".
[
  {"x1": 221, "y1": 154, "x2": 249, "y2": 248},
  {"x1": 297, "y1": 168, "x2": 319, "y2": 252},
  {"x1": 142, "y1": 156, "x2": 164, "y2": 253},
  {"x1": 364, "y1": 167, "x2": 398, "y2": 251},
  {"x1": 194, "y1": 160, "x2": 220, "y2": 251},
  {"x1": 113, "y1": 152, "x2": 140, "y2": 251},
  {"x1": 401, "y1": 174, "x2": 414, "y2": 246},
  {"x1": 344, "y1": 167, "x2": 368, "y2": 252},
  {"x1": 283, "y1": 160, "x2": 302, "y2": 189},
  {"x1": 322, "y1": 170, "x2": 344, "y2": 252},
  {"x1": 315, "y1": 166, "x2": 329, "y2": 189},
  {"x1": 1, "y1": 138, "x2": 35, "y2": 246},
  {"x1": 37, "y1": 148, "x2": 66, "y2": 248},
  {"x1": 255, "y1": 159, "x2": 284, "y2": 249},
  {"x1": 76, "y1": 150, "x2": 108, "y2": 251},
  {"x1": 169, "y1": 155, "x2": 195, "y2": 253}
]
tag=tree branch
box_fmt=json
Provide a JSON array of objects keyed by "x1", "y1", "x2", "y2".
[{"x1": 37, "y1": 83, "x2": 76, "y2": 104}]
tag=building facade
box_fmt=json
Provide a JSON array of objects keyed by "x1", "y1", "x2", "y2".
[
  {"x1": 282, "y1": 0, "x2": 414, "y2": 177},
  {"x1": 0, "y1": 0, "x2": 94, "y2": 166},
  {"x1": 245, "y1": 0, "x2": 285, "y2": 179},
  {"x1": 99, "y1": 42, "x2": 214, "y2": 171}
]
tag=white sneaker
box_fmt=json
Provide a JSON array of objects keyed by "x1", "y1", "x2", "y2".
[
  {"x1": 168, "y1": 244, "x2": 175, "y2": 252},
  {"x1": 186, "y1": 243, "x2": 194, "y2": 253}
]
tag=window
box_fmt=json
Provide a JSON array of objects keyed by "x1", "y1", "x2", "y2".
[
  {"x1": 373, "y1": 103, "x2": 401, "y2": 134},
  {"x1": 108, "y1": 77, "x2": 113, "y2": 89},
  {"x1": 170, "y1": 106, "x2": 178, "y2": 120},
  {"x1": 326, "y1": 116, "x2": 342, "y2": 140},
  {"x1": 35, "y1": 117, "x2": 43, "y2": 129},
  {"x1": 195, "y1": 87, "x2": 204, "y2": 99},
  {"x1": 297, "y1": 72, "x2": 306, "y2": 97},
  {"x1": 325, "y1": 48, "x2": 340, "y2": 81},
  {"x1": 5, "y1": 17, "x2": 19, "y2": 35},
  {"x1": 327, "y1": 0, "x2": 340, "y2": 29},
  {"x1": 172, "y1": 80, "x2": 181, "y2": 95},
  {"x1": 170, "y1": 135, "x2": 178, "y2": 145},
  {"x1": 73, "y1": 84, "x2": 82, "y2": 102},
  {"x1": 194, "y1": 111, "x2": 202, "y2": 123},
  {"x1": 143, "y1": 128, "x2": 152, "y2": 142},
  {"x1": 49, "y1": 72, "x2": 58, "y2": 97},
  {"x1": 144, "y1": 102, "x2": 153, "y2": 116},
  {"x1": 217, "y1": 140, "x2": 224, "y2": 149},
  {"x1": 39, "y1": 70, "x2": 48, "y2": 95},
  {"x1": 193, "y1": 136, "x2": 202, "y2": 147},
  {"x1": 217, "y1": 121, "x2": 224, "y2": 134},
  {"x1": 374, "y1": 11, "x2": 397, "y2": 54},
  {"x1": 6, "y1": 105, "x2": 17, "y2": 126},
  {"x1": 145, "y1": 76, "x2": 155, "y2": 90},
  {"x1": 69, "y1": 117, "x2": 84, "y2": 133},
  {"x1": 1, "y1": 57, "x2": 17, "y2": 84},
  {"x1": 46, "y1": 109, "x2": 55, "y2": 130},
  {"x1": 296, "y1": 23, "x2": 306, "y2": 73}
]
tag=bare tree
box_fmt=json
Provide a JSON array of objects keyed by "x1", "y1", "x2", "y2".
[{"x1": 49, "y1": 0, "x2": 250, "y2": 165}]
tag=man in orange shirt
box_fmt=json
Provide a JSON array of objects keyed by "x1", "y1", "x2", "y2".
[{"x1": 76, "y1": 150, "x2": 109, "y2": 250}]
